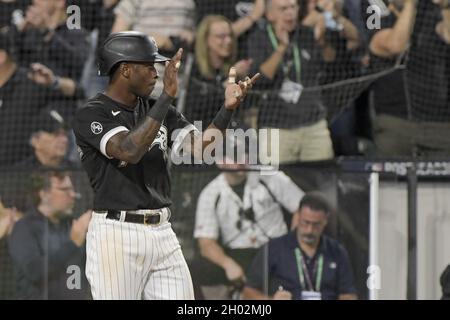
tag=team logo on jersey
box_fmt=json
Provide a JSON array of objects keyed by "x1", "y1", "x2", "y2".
[
  {"x1": 150, "y1": 125, "x2": 168, "y2": 152},
  {"x1": 91, "y1": 122, "x2": 103, "y2": 134}
]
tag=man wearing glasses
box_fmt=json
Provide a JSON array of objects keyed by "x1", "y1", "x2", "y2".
[
  {"x1": 242, "y1": 192, "x2": 357, "y2": 300},
  {"x1": 8, "y1": 170, "x2": 92, "y2": 299}
]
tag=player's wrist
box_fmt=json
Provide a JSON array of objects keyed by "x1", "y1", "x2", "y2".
[
  {"x1": 148, "y1": 92, "x2": 173, "y2": 123},
  {"x1": 212, "y1": 104, "x2": 233, "y2": 130},
  {"x1": 163, "y1": 87, "x2": 177, "y2": 98}
]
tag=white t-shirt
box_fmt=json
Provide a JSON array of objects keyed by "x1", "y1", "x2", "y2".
[
  {"x1": 114, "y1": 0, "x2": 195, "y2": 36},
  {"x1": 194, "y1": 171, "x2": 304, "y2": 249}
]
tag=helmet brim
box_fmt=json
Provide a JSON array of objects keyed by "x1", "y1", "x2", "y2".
[{"x1": 153, "y1": 53, "x2": 171, "y2": 63}]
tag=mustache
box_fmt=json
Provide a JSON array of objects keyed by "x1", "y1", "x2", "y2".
[{"x1": 302, "y1": 234, "x2": 317, "y2": 242}]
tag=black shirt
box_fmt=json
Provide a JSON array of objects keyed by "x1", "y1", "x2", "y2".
[
  {"x1": 320, "y1": 29, "x2": 363, "y2": 84},
  {"x1": 230, "y1": 179, "x2": 246, "y2": 201},
  {"x1": 77, "y1": 0, "x2": 118, "y2": 62},
  {"x1": 407, "y1": 1, "x2": 450, "y2": 122},
  {"x1": 7, "y1": 207, "x2": 89, "y2": 300},
  {"x1": 194, "y1": 0, "x2": 257, "y2": 59},
  {"x1": 0, "y1": 239, "x2": 16, "y2": 299},
  {"x1": 184, "y1": 63, "x2": 226, "y2": 126},
  {"x1": 0, "y1": 68, "x2": 78, "y2": 166},
  {"x1": 15, "y1": 23, "x2": 90, "y2": 80},
  {"x1": 248, "y1": 23, "x2": 326, "y2": 128},
  {"x1": 364, "y1": 4, "x2": 409, "y2": 119},
  {"x1": 245, "y1": 232, "x2": 357, "y2": 300},
  {"x1": 73, "y1": 93, "x2": 194, "y2": 210}
]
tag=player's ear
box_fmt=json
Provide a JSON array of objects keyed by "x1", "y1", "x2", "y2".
[{"x1": 120, "y1": 63, "x2": 131, "y2": 79}]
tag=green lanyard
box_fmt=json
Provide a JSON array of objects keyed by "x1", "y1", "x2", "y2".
[
  {"x1": 266, "y1": 24, "x2": 301, "y2": 83},
  {"x1": 295, "y1": 248, "x2": 323, "y2": 292}
]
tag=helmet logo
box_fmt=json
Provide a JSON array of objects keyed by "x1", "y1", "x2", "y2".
[{"x1": 149, "y1": 36, "x2": 159, "y2": 51}]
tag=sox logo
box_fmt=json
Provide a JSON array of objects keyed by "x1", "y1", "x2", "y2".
[
  {"x1": 150, "y1": 125, "x2": 168, "y2": 153},
  {"x1": 117, "y1": 126, "x2": 168, "y2": 168}
]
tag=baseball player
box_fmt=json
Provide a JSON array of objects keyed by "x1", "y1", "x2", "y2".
[{"x1": 72, "y1": 31, "x2": 259, "y2": 300}]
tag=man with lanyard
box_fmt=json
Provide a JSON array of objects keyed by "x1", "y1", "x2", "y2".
[
  {"x1": 192, "y1": 134, "x2": 304, "y2": 299},
  {"x1": 248, "y1": 0, "x2": 334, "y2": 164},
  {"x1": 242, "y1": 192, "x2": 357, "y2": 300}
]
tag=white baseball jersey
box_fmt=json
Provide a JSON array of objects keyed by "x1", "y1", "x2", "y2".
[{"x1": 194, "y1": 171, "x2": 304, "y2": 249}]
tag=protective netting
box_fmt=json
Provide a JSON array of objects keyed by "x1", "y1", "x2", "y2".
[
  {"x1": 0, "y1": 0, "x2": 448, "y2": 164},
  {"x1": 0, "y1": 0, "x2": 449, "y2": 300}
]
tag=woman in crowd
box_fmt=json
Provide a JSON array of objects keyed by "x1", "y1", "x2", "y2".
[{"x1": 184, "y1": 15, "x2": 253, "y2": 127}]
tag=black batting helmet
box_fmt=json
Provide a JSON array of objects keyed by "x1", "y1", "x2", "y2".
[{"x1": 98, "y1": 31, "x2": 170, "y2": 76}]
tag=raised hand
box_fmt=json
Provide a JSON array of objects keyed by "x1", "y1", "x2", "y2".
[
  {"x1": 27, "y1": 63, "x2": 56, "y2": 87},
  {"x1": 224, "y1": 67, "x2": 260, "y2": 110},
  {"x1": 274, "y1": 22, "x2": 290, "y2": 46},
  {"x1": 251, "y1": 0, "x2": 266, "y2": 21},
  {"x1": 163, "y1": 48, "x2": 183, "y2": 98},
  {"x1": 70, "y1": 210, "x2": 92, "y2": 247},
  {"x1": 24, "y1": 5, "x2": 47, "y2": 31},
  {"x1": 233, "y1": 59, "x2": 253, "y2": 79}
]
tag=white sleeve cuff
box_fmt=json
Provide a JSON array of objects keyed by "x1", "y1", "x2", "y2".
[
  {"x1": 100, "y1": 126, "x2": 129, "y2": 159},
  {"x1": 171, "y1": 124, "x2": 199, "y2": 156},
  {"x1": 193, "y1": 228, "x2": 219, "y2": 240}
]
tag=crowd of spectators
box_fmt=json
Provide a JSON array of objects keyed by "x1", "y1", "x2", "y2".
[{"x1": 0, "y1": 0, "x2": 448, "y2": 165}]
